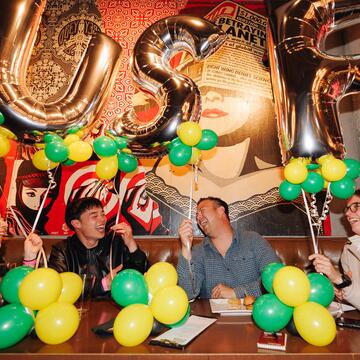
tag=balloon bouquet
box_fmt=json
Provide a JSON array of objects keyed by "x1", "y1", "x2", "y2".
[
  {"x1": 267, "y1": 0, "x2": 360, "y2": 225},
  {"x1": 262, "y1": 0, "x2": 360, "y2": 347},
  {"x1": 0, "y1": 251, "x2": 83, "y2": 348},
  {"x1": 254, "y1": 262, "x2": 336, "y2": 346},
  {"x1": 110, "y1": 262, "x2": 189, "y2": 347}
]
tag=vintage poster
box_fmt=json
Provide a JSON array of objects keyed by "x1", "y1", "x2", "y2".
[{"x1": 140, "y1": 1, "x2": 312, "y2": 236}]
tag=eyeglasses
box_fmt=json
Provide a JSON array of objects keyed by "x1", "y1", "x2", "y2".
[{"x1": 344, "y1": 202, "x2": 360, "y2": 214}]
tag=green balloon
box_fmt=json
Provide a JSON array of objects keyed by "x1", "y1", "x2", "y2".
[
  {"x1": 67, "y1": 125, "x2": 83, "y2": 134},
  {"x1": 301, "y1": 172, "x2": 324, "y2": 194},
  {"x1": 114, "y1": 136, "x2": 128, "y2": 150},
  {"x1": 0, "y1": 304, "x2": 34, "y2": 349},
  {"x1": 308, "y1": 273, "x2": 334, "y2": 307},
  {"x1": 344, "y1": 158, "x2": 360, "y2": 179},
  {"x1": 0, "y1": 112, "x2": 4, "y2": 125},
  {"x1": 261, "y1": 262, "x2": 285, "y2": 293},
  {"x1": 0, "y1": 266, "x2": 33, "y2": 304},
  {"x1": 306, "y1": 163, "x2": 319, "y2": 170},
  {"x1": 43, "y1": 133, "x2": 63, "y2": 143},
  {"x1": 93, "y1": 136, "x2": 117, "y2": 157},
  {"x1": 45, "y1": 141, "x2": 69, "y2": 163},
  {"x1": 111, "y1": 269, "x2": 148, "y2": 307},
  {"x1": 169, "y1": 144, "x2": 192, "y2": 166},
  {"x1": 252, "y1": 294, "x2": 293, "y2": 332},
  {"x1": 196, "y1": 129, "x2": 218, "y2": 150},
  {"x1": 331, "y1": 176, "x2": 356, "y2": 199},
  {"x1": 117, "y1": 152, "x2": 138, "y2": 173},
  {"x1": 168, "y1": 304, "x2": 191, "y2": 328},
  {"x1": 62, "y1": 158, "x2": 76, "y2": 166},
  {"x1": 279, "y1": 180, "x2": 301, "y2": 201},
  {"x1": 166, "y1": 137, "x2": 183, "y2": 152}
]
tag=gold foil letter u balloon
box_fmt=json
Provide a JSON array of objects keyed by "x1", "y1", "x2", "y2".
[
  {"x1": 109, "y1": 15, "x2": 226, "y2": 157},
  {"x1": 265, "y1": 0, "x2": 360, "y2": 163},
  {"x1": 0, "y1": 0, "x2": 122, "y2": 142}
]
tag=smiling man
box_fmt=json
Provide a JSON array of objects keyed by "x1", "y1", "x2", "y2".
[
  {"x1": 24, "y1": 197, "x2": 148, "y2": 297},
  {"x1": 309, "y1": 189, "x2": 360, "y2": 310},
  {"x1": 177, "y1": 197, "x2": 279, "y2": 300}
]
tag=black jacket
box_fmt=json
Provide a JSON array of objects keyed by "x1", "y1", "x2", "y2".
[{"x1": 48, "y1": 233, "x2": 148, "y2": 297}]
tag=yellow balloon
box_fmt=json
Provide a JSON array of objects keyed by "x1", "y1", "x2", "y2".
[
  {"x1": 68, "y1": 140, "x2": 92, "y2": 162},
  {"x1": 32, "y1": 150, "x2": 58, "y2": 171},
  {"x1": 188, "y1": 148, "x2": 201, "y2": 165},
  {"x1": 35, "y1": 142, "x2": 45, "y2": 149},
  {"x1": 177, "y1": 121, "x2": 202, "y2": 146},
  {"x1": 0, "y1": 134, "x2": 10, "y2": 157},
  {"x1": 0, "y1": 126, "x2": 17, "y2": 140},
  {"x1": 63, "y1": 134, "x2": 80, "y2": 145},
  {"x1": 113, "y1": 304, "x2": 153, "y2": 347},
  {"x1": 19, "y1": 268, "x2": 62, "y2": 310},
  {"x1": 321, "y1": 158, "x2": 347, "y2": 182},
  {"x1": 284, "y1": 162, "x2": 308, "y2": 184},
  {"x1": 145, "y1": 262, "x2": 178, "y2": 296},
  {"x1": 58, "y1": 272, "x2": 83, "y2": 304},
  {"x1": 150, "y1": 285, "x2": 188, "y2": 324},
  {"x1": 95, "y1": 155, "x2": 118, "y2": 180},
  {"x1": 289, "y1": 157, "x2": 311, "y2": 165},
  {"x1": 316, "y1": 154, "x2": 334, "y2": 165},
  {"x1": 35, "y1": 302, "x2": 80, "y2": 345},
  {"x1": 294, "y1": 302, "x2": 336, "y2": 346},
  {"x1": 75, "y1": 130, "x2": 85, "y2": 138},
  {"x1": 273, "y1": 266, "x2": 310, "y2": 307}
]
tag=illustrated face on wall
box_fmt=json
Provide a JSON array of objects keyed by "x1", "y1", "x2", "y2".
[
  {"x1": 21, "y1": 186, "x2": 50, "y2": 211},
  {"x1": 200, "y1": 89, "x2": 250, "y2": 137}
]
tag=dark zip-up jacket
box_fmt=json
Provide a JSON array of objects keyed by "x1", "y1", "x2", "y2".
[{"x1": 48, "y1": 233, "x2": 148, "y2": 297}]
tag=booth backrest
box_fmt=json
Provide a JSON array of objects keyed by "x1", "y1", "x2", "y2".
[{"x1": 0, "y1": 236, "x2": 347, "y2": 271}]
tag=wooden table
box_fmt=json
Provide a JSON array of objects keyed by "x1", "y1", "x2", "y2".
[{"x1": 1, "y1": 299, "x2": 360, "y2": 359}]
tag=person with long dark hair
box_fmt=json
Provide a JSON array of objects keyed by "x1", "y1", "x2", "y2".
[{"x1": 7, "y1": 160, "x2": 61, "y2": 235}]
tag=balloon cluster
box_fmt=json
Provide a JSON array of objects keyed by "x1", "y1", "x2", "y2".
[
  {"x1": 279, "y1": 155, "x2": 359, "y2": 201},
  {"x1": 33, "y1": 130, "x2": 92, "y2": 170},
  {"x1": 110, "y1": 262, "x2": 189, "y2": 347},
  {"x1": 32, "y1": 131, "x2": 139, "y2": 180},
  {"x1": 0, "y1": 266, "x2": 82, "y2": 348},
  {"x1": 93, "y1": 135, "x2": 138, "y2": 179},
  {"x1": 253, "y1": 263, "x2": 336, "y2": 346},
  {"x1": 167, "y1": 121, "x2": 218, "y2": 167}
]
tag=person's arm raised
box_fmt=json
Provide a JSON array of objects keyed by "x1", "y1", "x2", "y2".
[
  {"x1": 23, "y1": 232, "x2": 43, "y2": 267},
  {"x1": 179, "y1": 219, "x2": 193, "y2": 260}
]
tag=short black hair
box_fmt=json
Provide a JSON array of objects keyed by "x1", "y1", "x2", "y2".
[
  {"x1": 65, "y1": 197, "x2": 103, "y2": 231},
  {"x1": 197, "y1": 197, "x2": 230, "y2": 220},
  {"x1": 354, "y1": 189, "x2": 360, "y2": 197}
]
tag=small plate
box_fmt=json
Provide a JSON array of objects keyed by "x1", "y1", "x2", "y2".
[{"x1": 209, "y1": 299, "x2": 252, "y2": 316}]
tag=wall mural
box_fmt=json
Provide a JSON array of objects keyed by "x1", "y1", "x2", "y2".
[{"x1": 2, "y1": 0, "x2": 350, "y2": 236}]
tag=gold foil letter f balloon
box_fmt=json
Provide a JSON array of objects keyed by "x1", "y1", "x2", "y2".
[
  {"x1": 109, "y1": 15, "x2": 226, "y2": 157},
  {"x1": 0, "y1": 0, "x2": 122, "y2": 142},
  {"x1": 265, "y1": 0, "x2": 360, "y2": 163}
]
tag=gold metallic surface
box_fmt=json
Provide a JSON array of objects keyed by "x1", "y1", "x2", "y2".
[
  {"x1": 0, "y1": 0, "x2": 122, "y2": 142},
  {"x1": 109, "y1": 15, "x2": 226, "y2": 157},
  {"x1": 266, "y1": 0, "x2": 360, "y2": 163}
]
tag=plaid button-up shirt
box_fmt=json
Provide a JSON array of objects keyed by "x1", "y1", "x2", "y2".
[{"x1": 177, "y1": 229, "x2": 279, "y2": 299}]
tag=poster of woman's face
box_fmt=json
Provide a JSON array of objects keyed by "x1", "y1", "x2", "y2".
[{"x1": 6, "y1": 160, "x2": 61, "y2": 235}]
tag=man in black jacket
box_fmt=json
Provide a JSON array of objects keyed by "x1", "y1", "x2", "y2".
[{"x1": 23, "y1": 197, "x2": 148, "y2": 297}]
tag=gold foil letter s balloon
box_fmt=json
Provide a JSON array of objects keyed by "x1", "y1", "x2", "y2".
[
  {"x1": 109, "y1": 15, "x2": 226, "y2": 157},
  {"x1": 265, "y1": 0, "x2": 360, "y2": 163},
  {"x1": 0, "y1": 0, "x2": 122, "y2": 142}
]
